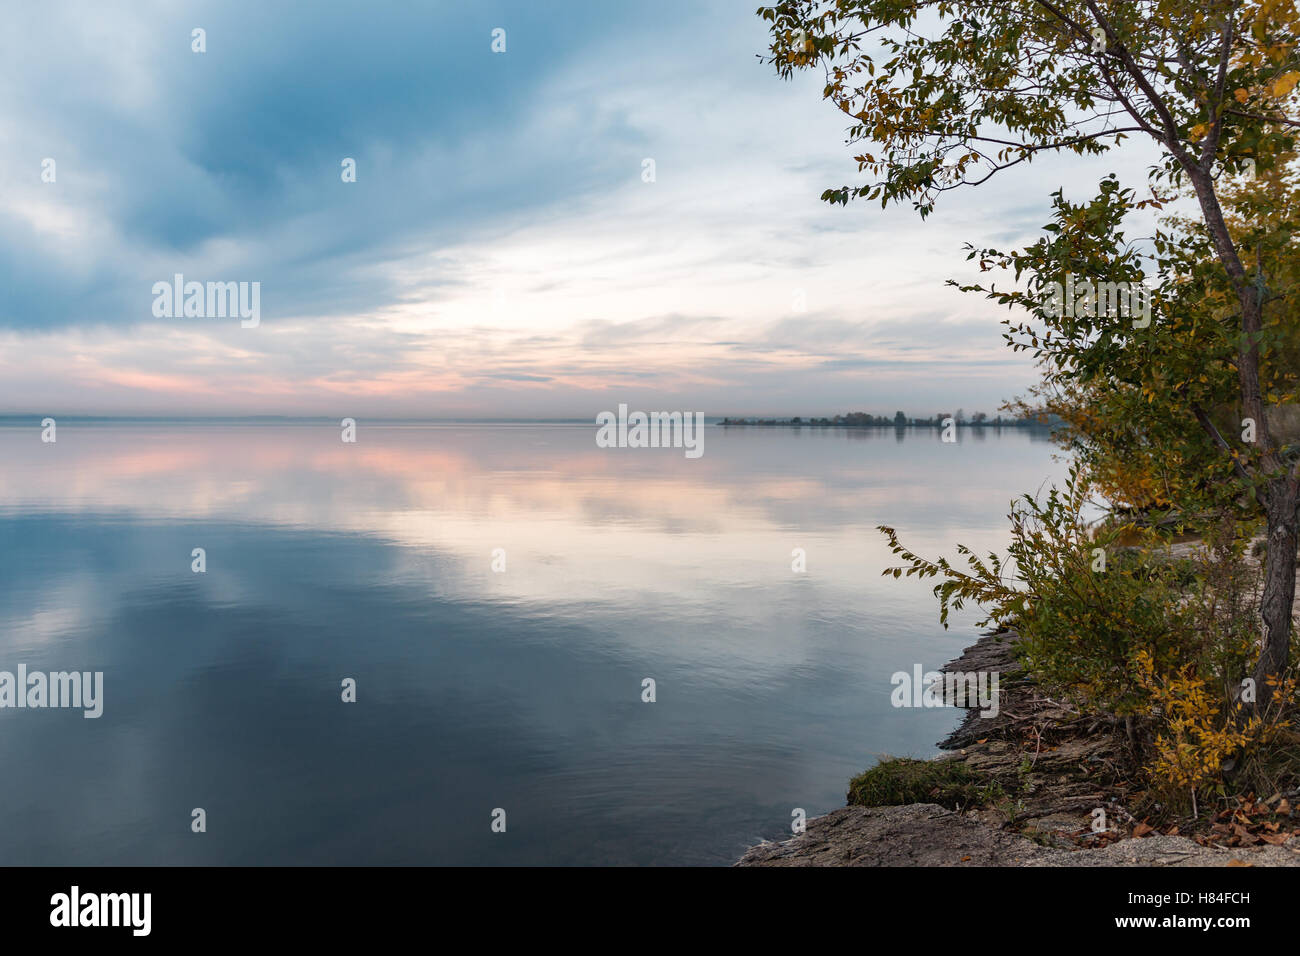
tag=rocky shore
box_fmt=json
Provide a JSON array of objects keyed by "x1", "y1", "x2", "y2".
[
  {"x1": 735, "y1": 803, "x2": 1300, "y2": 866},
  {"x1": 736, "y1": 629, "x2": 1300, "y2": 867}
]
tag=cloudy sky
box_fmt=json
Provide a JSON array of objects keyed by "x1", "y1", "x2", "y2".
[{"x1": 0, "y1": 0, "x2": 1165, "y2": 418}]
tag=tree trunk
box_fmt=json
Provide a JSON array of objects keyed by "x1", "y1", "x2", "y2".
[
  {"x1": 1181, "y1": 169, "x2": 1296, "y2": 711},
  {"x1": 1252, "y1": 482, "x2": 1300, "y2": 709}
]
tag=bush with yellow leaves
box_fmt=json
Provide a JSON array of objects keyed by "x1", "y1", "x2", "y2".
[{"x1": 1135, "y1": 650, "x2": 1271, "y2": 797}]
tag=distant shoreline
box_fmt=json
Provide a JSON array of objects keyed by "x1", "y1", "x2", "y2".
[
  {"x1": 0, "y1": 414, "x2": 1059, "y2": 429},
  {"x1": 720, "y1": 415, "x2": 1058, "y2": 429},
  {"x1": 0, "y1": 414, "x2": 1061, "y2": 431}
]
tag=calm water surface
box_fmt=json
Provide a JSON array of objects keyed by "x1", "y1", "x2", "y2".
[{"x1": 0, "y1": 422, "x2": 1064, "y2": 864}]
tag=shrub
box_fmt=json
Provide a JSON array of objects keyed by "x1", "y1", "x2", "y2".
[
  {"x1": 880, "y1": 467, "x2": 1291, "y2": 803},
  {"x1": 1134, "y1": 652, "x2": 1271, "y2": 797},
  {"x1": 881, "y1": 467, "x2": 1203, "y2": 714}
]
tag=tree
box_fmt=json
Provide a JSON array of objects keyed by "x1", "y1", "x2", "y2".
[
  {"x1": 1006, "y1": 157, "x2": 1300, "y2": 519},
  {"x1": 760, "y1": 0, "x2": 1300, "y2": 705}
]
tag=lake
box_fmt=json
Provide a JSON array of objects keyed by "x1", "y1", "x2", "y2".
[{"x1": 0, "y1": 421, "x2": 1064, "y2": 865}]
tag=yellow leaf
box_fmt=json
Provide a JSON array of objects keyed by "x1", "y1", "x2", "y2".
[{"x1": 1273, "y1": 72, "x2": 1300, "y2": 97}]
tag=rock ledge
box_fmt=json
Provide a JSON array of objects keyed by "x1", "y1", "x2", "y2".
[{"x1": 735, "y1": 803, "x2": 1300, "y2": 866}]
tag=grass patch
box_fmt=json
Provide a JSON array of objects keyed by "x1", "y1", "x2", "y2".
[{"x1": 847, "y1": 757, "x2": 1004, "y2": 811}]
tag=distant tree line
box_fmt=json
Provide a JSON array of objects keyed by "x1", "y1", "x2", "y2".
[{"x1": 719, "y1": 409, "x2": 1059, "y2": 427}]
